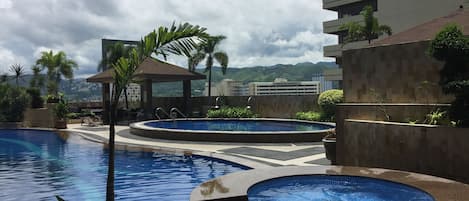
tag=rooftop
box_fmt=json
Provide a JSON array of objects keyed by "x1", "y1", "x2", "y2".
[{"x1": 372, "y1": 9, "x2": 469, "y2": 47}]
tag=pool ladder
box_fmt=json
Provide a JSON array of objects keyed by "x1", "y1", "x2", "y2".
[
  {"x1": 154, "y1": 107, "x2": 187, "y2": 120},
  {"x1": 154, "y1": 107, "x2": 170, "y2": 120},
  {"x1": 170, "y1": 107, "x2": 187, "y2": 119}
]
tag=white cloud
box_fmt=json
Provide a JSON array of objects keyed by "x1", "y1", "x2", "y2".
[{"x1": 0, "y1": 0, "x2": 338, "y2": 76}]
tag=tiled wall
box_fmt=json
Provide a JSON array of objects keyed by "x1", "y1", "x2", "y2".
[{"x1": 342, "y1": 41, "x2": 453, "y2": 103}]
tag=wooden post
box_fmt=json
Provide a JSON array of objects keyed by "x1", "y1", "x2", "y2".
[{"x1": 183, "y1": 80, "x2": 192, "y2": 116}]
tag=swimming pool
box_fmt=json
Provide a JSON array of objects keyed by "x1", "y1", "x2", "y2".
[
  {"x1": 131, "y1": 119, "x2": 335, "y2": 143},
  {"x1": 0, "y1": 129, "x2": 248, "y2": 201},
  {"x1": 247, "y1": 175, "x2": 435, "y2": 201}
]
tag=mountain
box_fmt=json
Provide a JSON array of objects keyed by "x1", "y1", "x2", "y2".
[{"x1": 7, "y1": 61, "x2": 337, "y2": 101}]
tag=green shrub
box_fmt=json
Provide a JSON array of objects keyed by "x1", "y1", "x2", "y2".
[
  {"x1": 318, "y1": 89, "x2": 344, "y2": 121},
  {"x1": 428, "y1": 24, "x2": 469, "y2": 127},
  {"x1": 66, "y1": 112, "x2": 80, "y2": 119},
  {"x1": 424, "y1": 108, "x2": 450, "y2": 125},
  {"x1": 26, "y1": 87, "x2": 44, "y2": 108},
  {"x1": 207, "y1": 107, "x2": 257, "y2": 118},
  {"x1": 296, "y1": 111, "x2": 322, "y2": 121},
  {"x1": 0, "y1": 85, "x2": 31, "y2": 122},
  {"x1": 54, "y1": 98, "x2": 69, "y2": 120}
]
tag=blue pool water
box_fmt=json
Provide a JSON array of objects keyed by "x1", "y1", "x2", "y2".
[
  {"x1": 144, "y1": 120, "x2": 333, "y2": 132},
  {"x1": 0, "y1": 129, "x2": 248, "y2": 201},
  {"x1": 248, "y1": 175, "x2": 435, "y2": 201}
]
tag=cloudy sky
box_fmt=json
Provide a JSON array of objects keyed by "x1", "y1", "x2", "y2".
[{"x1": 0, "y1": 0, "x2": 337, "y2": 78}]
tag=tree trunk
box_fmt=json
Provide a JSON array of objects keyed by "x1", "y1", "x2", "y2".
[
  {"x1": 124, "y1": 87, "x2": 129, "y2": 109},
  {"x1": 106, "y1": 102, "x2": 116, "y2": 201},
  {"x1": 207, "y1": 66, "x2": 212, "y2": 106}
]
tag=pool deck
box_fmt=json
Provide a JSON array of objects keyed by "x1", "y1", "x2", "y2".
[{"x1": 66, "y1": 124, "x2": 330, "y2": 167}]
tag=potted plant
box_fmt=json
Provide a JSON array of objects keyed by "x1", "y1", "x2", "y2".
[
  {"x1": 54, "y1": 98, "x2": 68, "y2": 129},
  {"x1": 322, "y1": 130, "x2": 337, "y2": 165},
  {"x1": 46, "y1": 94, "x2": 60, "y2": 103}
]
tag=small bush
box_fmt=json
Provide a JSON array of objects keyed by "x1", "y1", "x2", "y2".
[
  {"x1": 54, "y1": 98, "x2": 69, "y2": 120},
  {"x1": 66, "y1": 112, "x2": 80, "y2": 119},
  {"x1": 0, "y1": 85, "x2": 31, "y2": 122},
  {"x1": 26, "y1": 87, "x2": 44, "y2": 108},
  {"x1": 207, "y1": 107, "x2": 257, "y2": 118},
  {"x1": 296, "y1": 111, "x2": 322, "y2": 121},
  {"x1": 318, "y1": 89, "x2": 344, "y2": 121}
]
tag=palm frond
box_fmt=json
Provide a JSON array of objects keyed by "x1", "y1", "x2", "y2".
[
  {"x1": 188, "y1": 51, "x2": 206, "y2": 72},
  {"x1": 153, "y1": 22, "x2": 207, "y2": 58},
  {"x1": 213, "y1": 52, "x2": 229, "y2": 75}
]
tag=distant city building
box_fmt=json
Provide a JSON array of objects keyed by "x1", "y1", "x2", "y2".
[
  {"x1": 248, "y1": 78, "x2": 320, "y2": 96},
  {"x1": 204, "y1": 79, "x2": 248, "y2": 96},
  {"x1": 119, "y1": 83, "x2": 141, "y2": 102},
  {"x1": 312, "y1": 73, "x2": 334, "y2": 93}
]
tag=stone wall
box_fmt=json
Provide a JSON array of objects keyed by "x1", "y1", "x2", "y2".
[
  {"x1": 340, "y1": 119, "x2": 469, "y2": 183},
  {"x1": 342, "y1": 41, "x2": 453, "y2": 103},
  {"x1": 152, "y1": 95, "x2": 319, "y2": 118}
]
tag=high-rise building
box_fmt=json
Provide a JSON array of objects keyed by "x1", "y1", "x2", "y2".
[
  {"x1": 249, "y1": 78, "x2": 320, "y2": 96},
  {"x1": 204, "y1": 79, "x2": 248, "y2": 96},
  {"x1": 322, "y1": 0, "x2": 469, "y2": 86},
  {"x1": 312, "y1": 73, "x2": 334, "y2": 93}
]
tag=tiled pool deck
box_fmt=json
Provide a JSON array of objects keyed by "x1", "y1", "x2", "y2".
[{"x1": 66, "y1": 124, "x2": 330, "y2": 167}]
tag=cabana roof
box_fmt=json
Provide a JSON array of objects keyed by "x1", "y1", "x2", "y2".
[{"x1": 86, "y1": 57, "x2": 206, "y2": 83}]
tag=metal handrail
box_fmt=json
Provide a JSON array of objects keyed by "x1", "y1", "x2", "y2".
[
  {"x1": 213, "y1": 97, "x2": 221, "y2": 109},
  {"x1": 246, "y1": 96, "x2": 253, "y2": 110},
  {"x1": 170, "y1": 107, "x2": 187, "y2": 119},
  {"x1": 154, "y1": 107, "x2": 170, "y2": 120}
]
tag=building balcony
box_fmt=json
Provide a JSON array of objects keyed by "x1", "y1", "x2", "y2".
[
  {"x1": 323, "y1": 14, "x2": 363, "y2": 34},
  {"x1": 323, "y1": 40, "x2": 369, "y2": 58},
  {"x1": 323, "y1": 0, "x2": 363, "y2": 11}
]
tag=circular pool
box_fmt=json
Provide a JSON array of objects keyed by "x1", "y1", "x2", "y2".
[
  {"x1": 190, "y1": 166, "x2": 469, "y2": 201},
  {"x1": 248, "y1": 175, "x2": 435, "y2": 201},
  {"x1": 130, "y1": 118, "x2": 335, "y2": 143}
]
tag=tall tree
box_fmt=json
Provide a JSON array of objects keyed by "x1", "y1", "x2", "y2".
[
  {"x1": 30, "y1": 66, "x2": 45, "y2": 88},
  {"x1": 188, "y1": 35, "x2": 229, "y2": 100},
  {"x1": 340, "y1": 5, "x2": 392, "y2": 44},
  {"x1": 9, "y1": 63, "x2": 24, "y2": 86},
  {"x1": 105, "y1": 22, "x2": 207, "y2": 201},
  {"x1": 99, "y1": 42, "x2": 134, "y2": 109},
  {"x1": 35, "y1": 50, "x2": 78, "y2": 96},
  {"x1": 106, "y1": 50, "x2": 139, "y2": 201}
]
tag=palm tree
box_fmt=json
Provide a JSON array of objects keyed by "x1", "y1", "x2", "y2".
[
  {"x1": 340, "y1": 5, "x2": 392, "y2": 44},
  {"x1": 35, "y1": 50, "x2": 78, "y2": 96},
  {"x1": 99, "y1": 42, "x2": 134, "y2": 109},
  {"x1": 188, "y1": 35, "x2": 229, "y2": 101},
  {"x1": 106, "y1": 50, "x2": 139, "y2": 201},
  {"x1": 30, "y1": 66, "x2": 45, "y2": 88},
  {"x1": 105, "y1": 22, "x2": 207, "y2": 201},
  {"x1": 98, "y1": 42, "x2": 133, "y2": 72},
  {"x1": 9, "y1": 63, "x2": 24, "y2": 86}
]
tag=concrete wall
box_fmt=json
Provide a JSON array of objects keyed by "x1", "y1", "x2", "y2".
[
  {"x1": 342, "y1": 41, "x2": 453, "y2": 103},
  {"x1": 152, "y1": 95, "x2": 319, "y2": 118},
  {"x1": 340, "y1": 119, "x2": 469, "y2": 183}
]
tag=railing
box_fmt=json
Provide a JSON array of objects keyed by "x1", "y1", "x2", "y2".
[
  {"x1": 246, "y1": 96, "x2": 253, "y2": 110},
  {"x1": 154, "y1": 107, "x2": 170, "y2": 120},
  {"x1": 170, "y1": 107, "x2": 187, "y2": 119}
]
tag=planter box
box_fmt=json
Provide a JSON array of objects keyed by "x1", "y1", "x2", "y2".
[
  {"x1": 0, "y1": 122, "x2": 23, "y2": 128},
  {"x1": 340, "y1": 119, "x2": 469, "y2": 183}
]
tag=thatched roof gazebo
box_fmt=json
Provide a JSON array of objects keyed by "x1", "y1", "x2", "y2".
[{"x1": 87, "y1": 57, "x2": 206, "y2": 121}]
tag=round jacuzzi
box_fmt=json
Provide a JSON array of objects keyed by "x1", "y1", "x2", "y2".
[
  {"x1": 248, "y1": 175, "x2": 435, "y2": 201},
  {"x1": 130, "y1": 118, "x2": 335, "y2": 143}
]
